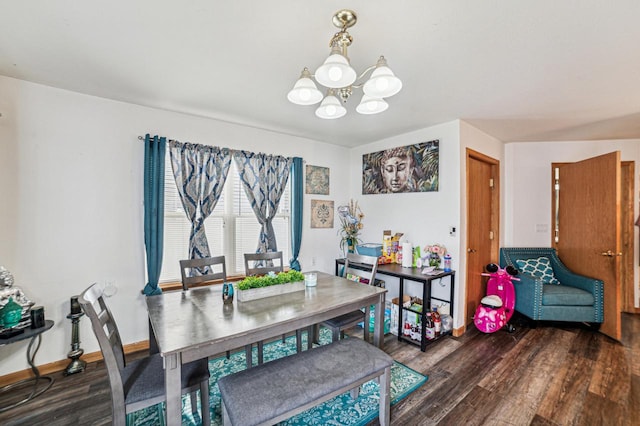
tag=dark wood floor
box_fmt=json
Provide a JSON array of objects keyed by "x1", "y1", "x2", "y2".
[{"x1": 1, "y1": 313, "x2": 638, "y2": 425}]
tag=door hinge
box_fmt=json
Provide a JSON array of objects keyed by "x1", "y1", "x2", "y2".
[
  {"x1": 489, "y1": 178, "x2": 494, "y2": 188},
  {"x1": 489, "y1": 231, "x2": 494, "y2": 240}
]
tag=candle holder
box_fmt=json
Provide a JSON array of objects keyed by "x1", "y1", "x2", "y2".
[{"x1": 64, "y1": 296, "x2": 86, "y2": 376}]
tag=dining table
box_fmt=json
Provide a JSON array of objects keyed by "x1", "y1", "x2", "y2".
[{"x1": 146, "y1": 270, "x2": 388, "y2": 425}]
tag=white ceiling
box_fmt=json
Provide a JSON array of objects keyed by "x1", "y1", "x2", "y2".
[{"x1": 1, "y1": 1, "x2": 639, "y2": 148}]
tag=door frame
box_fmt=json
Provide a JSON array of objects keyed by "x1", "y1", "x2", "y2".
[
  {"x1": 465, "y1": 148, "x2": 500, "y2": 331},
  {"x1": 621, "y1": 161, "x2": 639, "y2": 313}
]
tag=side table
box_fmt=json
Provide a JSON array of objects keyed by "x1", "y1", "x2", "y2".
[{"x1": 0, "y1": 320, "x2": 55, "y2": 412}]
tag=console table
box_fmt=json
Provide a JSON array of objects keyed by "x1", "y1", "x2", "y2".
[
  {"x1": 336, "y1": 259, "x2": 455, "y2": 351},
  {"x1": 0, "y1": 320, "x2": 55, "y2": 412}
]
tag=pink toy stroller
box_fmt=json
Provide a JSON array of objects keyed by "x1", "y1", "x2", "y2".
[{"x1": 474, "y1": 263, "x2": 519, "y2": 333}]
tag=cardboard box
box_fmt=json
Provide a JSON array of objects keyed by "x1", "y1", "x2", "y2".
[{"x1": 382, "y1": 230, "x2": 403, "y2": 263}]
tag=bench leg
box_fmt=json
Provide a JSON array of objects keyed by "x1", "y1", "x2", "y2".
[{"x1": 379, "y1": 366, "x2": 391, "y2": 426}]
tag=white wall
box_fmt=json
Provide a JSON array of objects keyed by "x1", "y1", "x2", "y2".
[
  {"x1": 0, "y1": 75, "x2": 350, "y2": 376},
  {"x1": 505, "y1": 139, "x2": 640, "y2": 306},
  {"x1": 348, "y1": 121, "x2": 465, "y2": 327}
]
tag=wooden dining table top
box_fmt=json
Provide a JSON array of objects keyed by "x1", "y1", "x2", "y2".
[{"x1": 146, "y1": 270, "x2": 387, "y2": 359}]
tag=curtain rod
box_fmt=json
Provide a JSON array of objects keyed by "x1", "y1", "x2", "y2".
[
  {"x1": 137, "y1": 135, "x2": 305, "y2": 163},
  {"x1": 137, "y1": 135, "x2": 176, "y2": 143}
]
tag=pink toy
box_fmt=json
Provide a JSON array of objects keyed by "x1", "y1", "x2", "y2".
[{"x1": 474, "y1": 263, "x2": 519, "y2": 333}]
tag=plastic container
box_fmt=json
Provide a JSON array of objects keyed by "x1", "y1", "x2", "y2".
[
  {"x1": 441, "y1": 314, "x2": 453, "y2": 333},
  {"x1": 356, "y1": 243, "x2": 383, "y2": 257},
  {"x1": 443, "y1": 254, "x2": 452, "y2": 272}
]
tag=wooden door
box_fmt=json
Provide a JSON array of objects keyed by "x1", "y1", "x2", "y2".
[
  {"x1": 466, "y1": 149, "x2": 500, "y2": 326},
  {"x1": 552, "y1": 151, "x2": 622, "y2": 341}
]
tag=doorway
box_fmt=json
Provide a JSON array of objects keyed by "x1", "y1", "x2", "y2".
[{"x1": 465, "y1": 149, "x2": 500, "y2": 328}]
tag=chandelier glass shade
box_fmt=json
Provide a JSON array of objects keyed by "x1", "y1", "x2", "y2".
[
  {"x1": 315, "y1": 90, "x2": 347, "y2": 119},
  {"x1": 287, "y1": 9, "x2": 402, "y2": 119},
  {"x1": 287, "y1": 68, "x2": 324, "y2": 105}
]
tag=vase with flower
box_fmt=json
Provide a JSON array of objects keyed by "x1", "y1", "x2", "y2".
[
  {"x1": 337, "y1": 199, "x2": 364, "y2": 256},
  {"x1": 424, "y1": 243, "x2": 447, "y2": 269}
]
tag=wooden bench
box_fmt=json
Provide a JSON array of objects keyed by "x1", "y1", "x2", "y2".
[{"x1": 217, "y1": 338, "x2": 393, "y2": 426}]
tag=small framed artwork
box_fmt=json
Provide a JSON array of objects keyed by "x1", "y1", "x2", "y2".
[
  {"x1": 310, "y1": 200, "x2": 334, "y2": 228},
  {"x1": 362, "y1": 140, "x2": 439, "y2": 194},
  {"x1": 306, "y1": 165, "x2": 330, "y2": 195}
]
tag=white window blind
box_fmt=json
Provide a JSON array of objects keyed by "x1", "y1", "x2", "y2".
[{"x1": 160, "y1": 156, "x2": 290, "y2": 283}]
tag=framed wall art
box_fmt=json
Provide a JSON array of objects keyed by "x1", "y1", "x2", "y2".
[
  {"x1": 310, "y1": 200, "x2": 334, "y2": 228},
  {"x1": 362, "y1": 140, "x2": 439, "y2": 194},
  {"x1": 305, "y1": 165, "x2": 330, "y2": 195}
]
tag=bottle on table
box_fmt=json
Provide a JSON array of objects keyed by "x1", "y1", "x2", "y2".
[
  {"x1": 443, "y1": 254, "x2": 452, "y2": 272},
  {"x1": 425, "y1": 311, "x2": 435, "y2": 340},
  {"x1": 403, "y1": 321, "x2": 412, "y2": 337},
  {"x1": 432, "y1": 307, "x2": 442, "y2": 336}
]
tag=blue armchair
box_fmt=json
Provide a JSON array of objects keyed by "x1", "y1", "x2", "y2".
[{"x1": 499, "y1": 248, "x2": 603, "y2": 325}]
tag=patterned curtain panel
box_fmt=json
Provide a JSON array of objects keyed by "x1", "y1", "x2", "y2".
[
  {"x1": 289, "y1": 157, "x2": 304, "y2": 271},
  {"x1": 233, "y1": 150, "x2": 293, "y2": 254},
  {"x1": 169, "y1": 141, "x2": 231, "y2": 264},
  {"x1": 143, "y1": 134, "x2": 166, "y2": 296}
]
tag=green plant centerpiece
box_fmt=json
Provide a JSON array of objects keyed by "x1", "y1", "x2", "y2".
[
  {"x1": 237, "y1": 270, "x2": 305, "y2": 290},
  {"x1": 236, "y1": 270, "x2": 306, "y2": 302}
]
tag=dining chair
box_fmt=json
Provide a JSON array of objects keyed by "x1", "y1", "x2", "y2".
[
  {"x1": 180, "y1": 255, "x2": 232, "y2": 360},
  {"x1": 180, "y1": 255, "x2": 227, "y2": 290},
  {"x1": 79, "y1": 283, "x2": 211, "y2": 426},
  {"x1": 321, "y1": 252, "x2": 379, "y2": 342},
  {"x1": 243, "y1": 251, "x2": 285, "y2": 276},
  {"x1": 243, "y1": 251, "x2": 311, "y2": 365}
]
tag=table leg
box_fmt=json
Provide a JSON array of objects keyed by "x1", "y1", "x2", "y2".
[
  {"x1": 0, "y1": 334, "x2": 54, "y2": 413},
  {"x1": 164, "y1": 353, "x2": 182, "y2": 426},
  {"x1": 373, "y1": 294, "x2": 385, "y2": 349}
]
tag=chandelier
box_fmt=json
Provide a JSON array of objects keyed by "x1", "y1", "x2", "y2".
[{"x1": 287, "y1": 9, "x2": 402, "y2": 119}]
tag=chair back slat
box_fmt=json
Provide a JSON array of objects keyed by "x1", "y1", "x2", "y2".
[
  {"x1": 180, "y1": 255, "x2": 227, "y2": 290},
  {"x1": 343, "y1": 252, "x2": 379, "y2": 285},
  {"x1": 244, "y1": 251, "x2": 284, "y2": 276}
]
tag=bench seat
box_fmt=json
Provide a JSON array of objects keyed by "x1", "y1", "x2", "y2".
[{"x1": 217, "y1": 337, "x2": 393, "y2": 426}]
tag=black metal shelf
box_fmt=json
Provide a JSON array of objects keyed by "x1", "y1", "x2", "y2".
[{"x1": 336, "y1": 259, "x2": 455, "y2": 352}]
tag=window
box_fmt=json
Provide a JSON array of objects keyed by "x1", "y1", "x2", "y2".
[{"x1": 160, "y1": 156, "x2": 290, "y2": 283}]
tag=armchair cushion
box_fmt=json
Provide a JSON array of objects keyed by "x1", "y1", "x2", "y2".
[
  {"x1": 542, "y1": 285, "x2": 594, "y2": 306},
  {"x1": 514, "y1": 256, "x2": 560, "y2": 284}
]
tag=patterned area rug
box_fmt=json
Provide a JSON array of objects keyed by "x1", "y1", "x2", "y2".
[{"x1": 127, "y1": 328, "x2": 427, "y2": 426}]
